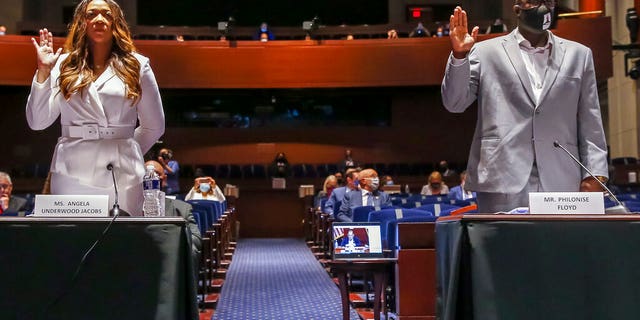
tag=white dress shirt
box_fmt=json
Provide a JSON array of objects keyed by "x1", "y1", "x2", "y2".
[{"x1": 514, "y1": 30, "x2": 553, "y2": 104}]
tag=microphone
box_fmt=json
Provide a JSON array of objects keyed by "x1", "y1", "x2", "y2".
[
  {"x1": 553, "y1": 141, "x2": 630, "y2": 213},
  {"x1": 107, "y1": 164, "x2": 130, "y2": 217}
]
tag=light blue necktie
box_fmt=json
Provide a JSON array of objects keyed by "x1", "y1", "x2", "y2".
[{"x1": 366, "y1": 192, "x2": 374, "y2": 206}]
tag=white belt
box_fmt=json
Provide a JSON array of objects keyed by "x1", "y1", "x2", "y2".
[{"x1": 62, "y1": 124, "x2": 134, "y2": 140}]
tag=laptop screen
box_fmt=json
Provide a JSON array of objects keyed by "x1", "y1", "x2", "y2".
[{"x1": 332, "y1": 222, "x2": 384, "y2": 259}]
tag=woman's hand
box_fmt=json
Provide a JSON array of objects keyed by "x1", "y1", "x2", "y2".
[
  {"x1": 31, "y1": 28, "x2": 62, "y2": 83},
  {"x1": 449, "y1": 6, "x2": 479, "y2": 59}
]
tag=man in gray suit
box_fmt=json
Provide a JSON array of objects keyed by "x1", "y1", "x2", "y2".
[
  {"x1": 441, "y1": 2, "x2": 608, "y2": 212},
  {"x1": 336, "y1": 168, "x2": 391, "y2": 222},
  {"x1": 146, "y1": 160, "x2": 202, "y2": 271},
  {"x1": 0, "y1": 172, "x2": 27, "y2": 215}
]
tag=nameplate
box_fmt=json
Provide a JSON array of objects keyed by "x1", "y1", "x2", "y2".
[
  {"x1": 529, "y1": 192, "x2": 605, "y2": 214},
  {"x1": 33, "y1": 195, "x2": 109, "y2": 217}
]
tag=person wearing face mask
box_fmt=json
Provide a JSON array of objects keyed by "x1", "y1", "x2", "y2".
[
  {"x1": 185, "y1": 176, "x2": 226, "y2": 201},
  {"x1": 448, "y1": 170, "x2": 477, "y2": 200},
  {"x1": 421, "y1": 171, "x2": 450, "y2": 196},
  {"x1": 485, "y1": 18, "x2": 509, "y2": 34},
  {"x1": 315, "y1": 175, "x2": 338, "y2": 210},
  {"x1": 254, "y1": 22, "x2": 275, "y2": 41},
  {"x1": 335, "y1": 168, "x2": 391, "y2": 222},
  {"x1": 269, "y1": 152, "x2": 290, "y2": 178},
  {"x1": 441, "y1": 2, "x2": 608, "y2": 213},
  {"x1": 334, "y1": 171, "x2": 345, "y2": 187}
]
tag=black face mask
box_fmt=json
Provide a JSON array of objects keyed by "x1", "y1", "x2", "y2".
[
  {"x1": 337, "y1": 178, "x2": 344, "y2": 185},
  {"x1": 520, "y1": 4, "x2": 552, "y2": 32},
  {"x1": 431, "y1": 183, "x2": 441, "y2": 189}
]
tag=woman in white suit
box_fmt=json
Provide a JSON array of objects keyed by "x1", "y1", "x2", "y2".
[{"x1": 26, "y1": 0, "x2": 165, "y2": 215}]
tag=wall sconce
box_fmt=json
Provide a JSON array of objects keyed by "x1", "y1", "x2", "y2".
[
  {"x1": 624, "y1": 50, "x2": 640, "y2": 79},
  {"x1": 627, "y1": 8, "x2": 638, "y2": 43}
]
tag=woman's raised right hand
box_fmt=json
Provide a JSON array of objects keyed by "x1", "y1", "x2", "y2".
[{"x1": 31, "y1": 28, "x2": 62, "y2": 83}]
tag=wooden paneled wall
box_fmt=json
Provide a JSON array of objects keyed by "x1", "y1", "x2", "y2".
[
  {"x1": 0, "y1": 17, "x2": 613, "y2": 183},
  {"x1": 0, "y1": 18, "x2": 612, "y2": 87}
]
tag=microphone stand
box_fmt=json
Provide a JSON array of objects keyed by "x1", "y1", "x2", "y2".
[
  {"x1": 107, "y1": 164, "x2": 131, "y2": 217},
  {"x1": 553, "y1": 141, "x2": 630, "y2": 214}
]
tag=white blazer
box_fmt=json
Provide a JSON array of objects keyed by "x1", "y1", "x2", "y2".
[
  {"x1": 26, "y1": 53, "x2": 165, "y2": 215},
  {"x1": 441, "y1": 29, "x2": 608, "y2": 193}
]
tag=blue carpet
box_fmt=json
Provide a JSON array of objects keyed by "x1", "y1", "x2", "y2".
[{"x1": 212, "y1": 238, "x2": 361, "y2": 320}]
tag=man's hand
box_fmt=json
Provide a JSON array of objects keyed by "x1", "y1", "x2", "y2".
[
  {"x1": 449, "y1": 6, "x2": 479, "y2": 59},
  {"x1": 579, "y1": 176, "x2": 605, "y2": 192},
  {"x1": 0, "y1": 195, "x2": 9, "y2": 211}
]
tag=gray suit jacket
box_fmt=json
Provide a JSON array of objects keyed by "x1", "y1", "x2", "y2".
[
  {"x1": 336, "y1": 189, "x2": 391, "y2": 222},
  {"x1": 441, "y1": 29, "x2": 608, "y2": 193},
  {"x1": 7, "y1": 196, "x2": 27, "y2": 214},
  {"x1": 165, "y1": 198, "x2": 202, "y2": 271}
]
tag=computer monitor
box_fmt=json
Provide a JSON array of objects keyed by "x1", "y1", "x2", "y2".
[{"x1": 332, "y1": 222, "x2": 384, "y2": 260}]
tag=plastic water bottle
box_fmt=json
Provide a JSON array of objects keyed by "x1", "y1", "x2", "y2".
[
  {"x1": 142, "y1": 165, "x2": 161, "y2": 216},
  {"x1": 405, "y1": 184, "x2": 410, "y2": 194}
]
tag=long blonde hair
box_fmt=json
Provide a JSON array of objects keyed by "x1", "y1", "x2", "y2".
[{"x1": 59, "y1": 0, "x2": 141, "y2": 104}]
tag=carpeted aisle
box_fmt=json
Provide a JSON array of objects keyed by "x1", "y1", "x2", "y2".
[{"x1": 212, "y1": 238, "x2": 360, "y2": 320}]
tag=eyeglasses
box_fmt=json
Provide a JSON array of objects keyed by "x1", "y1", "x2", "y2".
[{"x1": 0, "y1": 184, "x2": 11, "y2": 190}]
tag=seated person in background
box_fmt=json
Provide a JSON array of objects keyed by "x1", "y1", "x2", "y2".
[
  {"x1": 185, "y1": 176, "x2": 226, "y2": 202},
  {"x1": 269, "y1": 152, "x2": 290, "y2": 178},
  {"x1": 485, "y1": 18, "x2": 508, "y2": 34},
  {"x1": 315, "y1": 175, "x2": 338, "y2": 210},
  {"x1": 0, "y1": 171, "x2": 27, "y2": 215},
  {"x1": 433, "y1": 26, "x2": 449, "y2": 38},
  {"x1": 339, "y1": 149, "x2": 358, "y2": 173},
  {"x1": 421, "y1": 171, "x2": 450, "y2": 196},
  {"x1": 383, "y1": 175, "x2": 394, "y2": 186},
  {"x1": 448, "y1": 171, "x2": 477, "y2": 200},
  {"x1": 146, "y1": 160, "x2": 201, "y2": 268},
  {"x1": 324, "y1": 168, "x2": 360, "y2": 216},
  {"x1": 254, "y1": 22, "x2": 275, "y2": 41},
  {"x1": 165, "y1": 197, "x2": 202, "y2": 274},
  {"x1": 409, "y1": 22, "x2": 431, "y2": 37},
  {"x1": 438, "y1": 160, "x2": 457, "y2": 177},
  {"x1": 336, "y1": 168, "x2": 391, "y2": 222},
  {"x1": 339, "y1": 229, "x2": 363, "y2": 247},
  {"x1": 334, "y1": 171, "x2": 345, "y2": 187}
]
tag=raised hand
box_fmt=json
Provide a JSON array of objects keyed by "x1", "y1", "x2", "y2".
[
  {"x1": 31, "y1": 28, "x2": 62, "y2": 83},
  {"x1": 449, "y1": 6, "x2": 479, "y2": 59}
]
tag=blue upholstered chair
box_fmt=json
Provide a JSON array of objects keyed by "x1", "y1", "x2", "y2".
[
  {"x1": 352, "y1": 206, "x2": 377, "y2": 222},
  {"x1": 367, "y1": 208, "x2": 433, "y2": 244}
]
